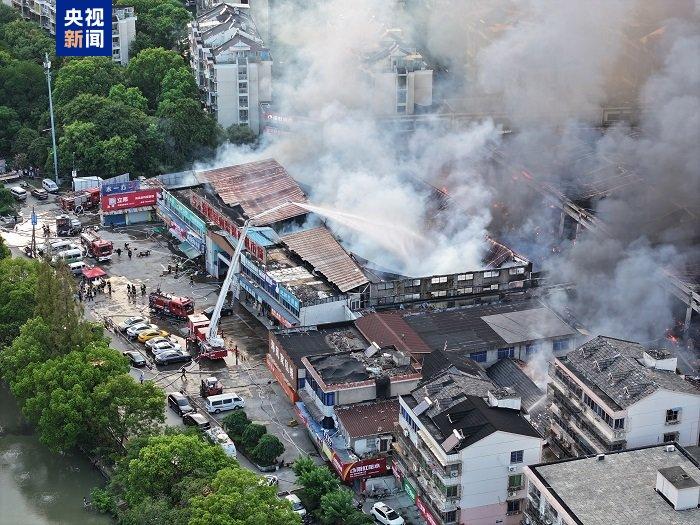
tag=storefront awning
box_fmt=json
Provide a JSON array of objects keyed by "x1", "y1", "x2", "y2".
[{"x1": 178, "y1": 241, "x2": 200, "y2": 260}]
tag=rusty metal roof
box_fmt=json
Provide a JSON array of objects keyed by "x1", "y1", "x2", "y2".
[
  {"x1": 281, "y1": 227, "x2": 369, "y2": 292},
  {"x1": 336, "y1": 399, "x2": 399, "y2": 439},
  {"x1": 195, "y1": 159, "x2": 308, "y2": 225},
  {"x1": 355, "y1": 311, "x2": 433, "y2": 358}
]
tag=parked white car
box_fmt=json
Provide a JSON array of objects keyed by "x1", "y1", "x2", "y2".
[
  {"x1": 126, "y1": 323, "x2": 158, "y2": 339},
  {"x1": 148, "y1": 340, "x2": 182, "y2": 355},
  {"x1": 145, "y1": 336, "x2": 172, "y2": 349},
  {"x1": 204, "y1": 428, "x2": 237, "y2": 458},
  {"x1": 284, "y1": 494, "x2": 306, "y2": 517},
  {"x1": 371, "y1": 502, "x2": 404, "y2": 525}
]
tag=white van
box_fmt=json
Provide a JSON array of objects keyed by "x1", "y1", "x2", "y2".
[
  {"x1": 53, "y1": 248, "x2": 84, "y2": 264},
  {"x1": 10, "y1": 186, "x2": 27, "y2": 201},
  {"x1": 204, "y1": 393, "x2": 245, "y2": 414},
  {"x1": 42, "y1": 179, "x2": 59, "y2": 193},
  {"x1": 49, "y1": 240, "x2": 76, "y2": 253},
  {"x1": 68, "y1": 261, "x2": 87, "y2": 275}
]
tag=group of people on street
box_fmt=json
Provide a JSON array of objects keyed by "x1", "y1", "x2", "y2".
[
  {"x1": 126, "y1": 283, "x2": 147, "y2": 299},
  {"x1": 77, "y1": 278, "x2": 111, "y2": 302}
]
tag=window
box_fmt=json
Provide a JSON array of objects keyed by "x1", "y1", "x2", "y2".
[
  {"x1": 510, "y1": 450, "x2": 524, "y2": 464},
  {"x1": 445, "y1": 484, "x2": 459, "y2": 498},
  {"x1": 508, "y1": 474, "x2": 523, "y2": 489},
  {"x1": 297, "y1": 377, "x2": 305, "y2": 389},
  {"x1": 470, "y1": 351, "x2": 487, "y2": 363},
  {"x1": 509, "y1": 267, "x2": 525, "y2": 275},
  {"x1": 614, "y1": 418, "x2": 625, "y2": 429},
  {"x1": 507, "y1": 499, "x2": 521, "y2": 513},
  {"x1": 443, "y1": 510, "x2": 457, "y2": 523},
  {"x1": 664, "y1": 432, "x2": 679, "y2": 443},
  {"x1": 457, "y1": 273, "x2": 473, "y2": 281},
  {"x1": 498, "y1": 347, "x2": 515, "y2": 359},
  {"x1": 431, "y1": 276, "x2": 448, "y2": 284},
  {"x1": 666, "y1": 409, "x2": 680, "y2": 424},
  {"x1": 456, "y1": 287, "x2": 473, "y2": 295},
  {"x1": 553, "y1": 338, "x2": 571, "y2": 352},
  {"x1": 431, "y1": 290, "x2": 447, "y2": 297},
  {"x1": 377, "y1": 282, "x2": 394, "y2": 291},
  {"x1": 323, "y1": 392, "x2": 335, "y2": 406},
  {"x1": 400, "y1": 406, "x2": 419, "y2": 432},
  {"x1": 526, "y1": 342, "x2": 540, "y2": 356}
]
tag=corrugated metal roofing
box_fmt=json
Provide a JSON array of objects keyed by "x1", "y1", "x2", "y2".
[
  {"x1": 195, "y1": 159, "x2": 308, "y2": 225},
  {"x1": 336, "y1": 399, "x2": 398, "y2": 439},
  {"x1": 355, "y1": 312, "x2": 432, "y2": 358},
  {"x1": 281, "y1": 227, "x2": 368, "y2": 293}
]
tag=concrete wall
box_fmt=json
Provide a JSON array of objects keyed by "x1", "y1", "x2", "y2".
[
  {"x1": 412, "y1": 69, "x2": 433, "y2": 107},
  {"x1": 626, "y1": 390, "x2": 700, "y2": 448},
  {"x1": 458, "y1": 431, "x2": 543, "y2": 525},
  {"x1": 114, "y1": 15, "x2": 136, "y2": 65},
  {"x1": 213, "y1": 63, "x2": 239, "y2": 129},
  {"x1": 299, "y1": 298, "x2": 354, "y2": 326}
]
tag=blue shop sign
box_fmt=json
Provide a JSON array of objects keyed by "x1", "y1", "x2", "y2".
[{"x1": 101, "y1": 180, "x2": 140, "y2": 196}]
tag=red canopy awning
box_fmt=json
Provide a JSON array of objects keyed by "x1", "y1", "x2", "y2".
[{"x1": 82, "y1": 266, "x2": 106, "y2": 279}]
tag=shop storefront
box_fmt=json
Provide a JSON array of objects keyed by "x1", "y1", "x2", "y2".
[
  {"x1": 157, "y1": 189, "x2": 207, "y2": 259},
  {"x1": 100, "y1": 187, "x2": 160, "y2": 226}
]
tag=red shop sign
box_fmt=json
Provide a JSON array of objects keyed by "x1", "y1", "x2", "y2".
[
  {"x1": 342, "y1": 456, "x2": 387, "y2": 481},
  {"x1": 415, "y1": 496, "x2": 439, "y2": 525},
  {"x1": 101, "y1": 189, "x2": 159, "y2": 211}
]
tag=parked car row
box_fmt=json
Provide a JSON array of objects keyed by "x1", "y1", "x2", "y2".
[{"x1": 119, "y1": 316, "x2": 192, "y2": 366}]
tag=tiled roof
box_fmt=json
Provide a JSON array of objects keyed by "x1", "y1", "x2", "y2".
[
  {"x1": 355, "y1": 312, "x2": 433, "y2": 358},
  {"x1": 281, "y1": 227, "x2": 368, "y2": 292},
  {"x1": 336, "y1": 399, "x2": 399, "y2": 439},
  {"x1": 559, "y1": 336, "x2": 700, "y2": 410},
  {"x1": 195, "y1": 159, "x2": 308, "y2": 225}
]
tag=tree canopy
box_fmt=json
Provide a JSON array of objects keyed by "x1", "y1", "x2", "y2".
[
  {"x1": 53, "y1": 57, "x2": 123, "y2": 107},
  {"x1": 126, "y1": 48, "x2": 186, "y2": 109}
]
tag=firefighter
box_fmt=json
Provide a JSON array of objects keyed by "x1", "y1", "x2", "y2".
[
  {"x1": 107, "y1": 280, "x2": 112, "y2": 294},
  {"x1": 141, "y1": 283, "x2": 146, "y2": 296}
]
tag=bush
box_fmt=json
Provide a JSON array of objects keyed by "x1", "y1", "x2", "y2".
[
  {"x1": 251, "y1": 434, "x2": 285, "y2": 467},
  {"x1": 241, "y1": 423, "x2": 267, "y2": 451},
  {"x1": 90, "y1": 487, "x2": 116, "y2": 515},
  {"x1": 222, "y1": 410, "x2": 250, "y2": 441}
]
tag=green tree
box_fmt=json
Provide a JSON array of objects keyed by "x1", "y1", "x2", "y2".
[
  {"x1": 0, "y1": 317, "x2": 51, "y2": 385},
  {"x1": 222, "y1": 410, "x2": 250, "y2": 441},
  {"x1": 15, "y1": 343, "x2": 130, "y2": 452},
  {"x1": 296, "y1": 462, "x2": 341, "y2": 512},
  {"x1": 12, "y1": 126, "x2": 40, "y2": 156},
  {"x1": 0, "y1": 19, "x2": 55, "y2": 62},
  {"x1": 250, "y1": 434, "x2": 284, "y2": 467},
  {"x1": 241, "y1": 423, "x2": 267, "y2": 451},
  {"x1": 117, "y1": 0, "x2": 191, "y2": 52},
  {"x1": 188, "y1": 467, "x2": 300, "y2": 525},
  {"x1": 109, "y1": 83, "x2": 148, "y2": 112},
  {"x1": 0, "y1": 3, "x2": 19, "y2": 24},
  {"x1": 0, "y1": 187, "x2": 17, "y2": 215},
  {"x1": 227, "y1": 124, "x2": 257, "y2": 146},
  {"x1": 319, "y1": 489, "x2": 372, "y2": 525},
  {"x1": 0, "y1": 235, "x2": 9, "y2": 260},
  {"x1": 91, "y1": 374, "x2": 165, "y2": 447},
  {"x1": 0, "y1": 59, "x2": 47, "y2": 125},
  {"x1": 292, "y1": 455, "x2": 317, "y2": 478},
  {"x1": 126, "y1": 48, "x2": 186, "y2": 109},
  {"x1": 33, "y1": 262, "x2": 105, "y2": 353},
  {"x1": 27, "y1": 135, "x2": 49, "y2": 169},
  {"x1": 0, "y1": 105, "x2": 20, "y2": 155},
  {"x1": 157, "y1": 97, "x2": 220, "y2": 161},
  {"x1": 159, "y1": 67, "x2": 199, "y2": 104},
  {"x1": 53, "y1": 57, "x2": 123, "y2": 107},
  {"x1": 114, "y1": 433, "x2": 235, "y2": 506},
  {"x1": 0, "y1": 257, "x2": 38, "y2": 347}
]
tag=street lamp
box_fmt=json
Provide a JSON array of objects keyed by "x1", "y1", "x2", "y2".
[{"x1": 43, "y1": 53, "x2": 59, "y2": 186}]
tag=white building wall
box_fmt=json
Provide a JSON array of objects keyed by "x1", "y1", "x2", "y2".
[
  {"x1": 411, "y1": 69, "x2": 433, "y2": 107},
  {"x1": 299, "y1": 298, "x2": 355, "y2": 326},
  {"x1": 626, "y1": 389, "x2": 700, "y2": 448},
  {"x1": 114, "y1": 14, "x2": 137, "y2": 65},
  {"x1": 458, "y1": 431, "x2": 543, "y2": 525},
  {"x1": 212, "y1": 63, "x2": 239, "y2": 129}
]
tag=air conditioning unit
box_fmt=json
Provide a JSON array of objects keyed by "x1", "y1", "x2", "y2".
[
  {"x1": 508, "y1": 490, "x2": 517, "y2": 497},
  {"x1": 665, "y1": 444, "x2": 676, "y2": 452},
  {"x1": 508, "y1": 466, "x2": 517, "y2": 472},
  {"x1": 403, "y1": 429, "x2": 409, "y2": 437}
]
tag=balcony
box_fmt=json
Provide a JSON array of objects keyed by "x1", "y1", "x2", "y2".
[
  {"x1": 524, "y1": 503, "x2": 548, "y2": 525},
  {"x1": 416, "y1": 474, "x2": 458, "y2": 513}
]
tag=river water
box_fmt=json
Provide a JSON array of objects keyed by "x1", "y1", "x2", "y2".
[{"x1": 0, "y1": 382, "x2": 113, "y2": 525}]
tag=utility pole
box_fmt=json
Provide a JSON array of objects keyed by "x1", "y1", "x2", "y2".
[
  {"x1": 43, "y1": 53, "x2": 59, "y2": 186},
  {"x1": 30, "y1": 207, "x2": 37, "y2": 258}
]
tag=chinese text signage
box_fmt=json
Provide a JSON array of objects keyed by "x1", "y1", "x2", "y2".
[
  {"x1": 56, "y1": 0, "x2": 112, "y2": 57},
  {"x1": 101, "y1": 189, "x2": 160, "y2": 212},
  {"x1": 101, "y1": 180, "x2": 140, "y2": 196}
]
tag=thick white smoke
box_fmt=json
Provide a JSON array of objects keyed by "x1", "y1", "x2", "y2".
[{"x1": 202, "y1": 0, "x2": 699, "y2": 350}]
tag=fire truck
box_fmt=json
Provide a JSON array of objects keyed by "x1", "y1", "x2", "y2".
[
  {"x1": 186, "y1": 314, "x2": 228, "y2": 360},
  {"x1": 149, "y1": 291, "x2": 195, "y2": 320},
  {"x1": 80, "y1": 230, "x2": 113, "y2": 261},
  {"x1": 60, "y1": 188, "x2": 100, "y2": 213}
]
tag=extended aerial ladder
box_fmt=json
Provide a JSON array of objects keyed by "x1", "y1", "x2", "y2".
[{"x1": 204, "y1": 202, "x2": 296, "y2": 353}]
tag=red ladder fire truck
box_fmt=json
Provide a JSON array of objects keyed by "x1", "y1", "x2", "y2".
[{"x1": 79, "y1": 230, "x2": 113, "y2": 262}]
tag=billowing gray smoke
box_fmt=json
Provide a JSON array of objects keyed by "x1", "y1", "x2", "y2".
[{"x1": 201, "y1": 0, "x2": 699, "y2": 347}]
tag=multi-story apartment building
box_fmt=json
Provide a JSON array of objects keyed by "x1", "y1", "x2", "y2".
[
  {"x1": 548, "y1": 336, "x2": 700, "y2": 457},
  {"x1": 524, "y1": 443, "x2": 700, "y2": 525},
  {"x1": 365, "y1": 29, "x2": 433, "y2": 115},
  {"x1": 7, "y1": 1, "x2": 137, "y2": 65},
  {"x1": 188, "y1": 3, "x2": 272, "y2": 133},
  {"x1": 395, "y1": 366, "x2": 543, "y2": 525}
]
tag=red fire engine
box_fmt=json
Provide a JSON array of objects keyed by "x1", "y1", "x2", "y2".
[
  {"x1": 186, "y1": 314, "x2": 228, "y2": 360},
  {"x1": 60, "y1": 188, "x2": 100, "y2": 212},
  {"x1": 149, "y1": 291, "x2": 195, "y2": 319},
  {"x1": 79, "y1": 230, "x2": 113, "y2": 261}
]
